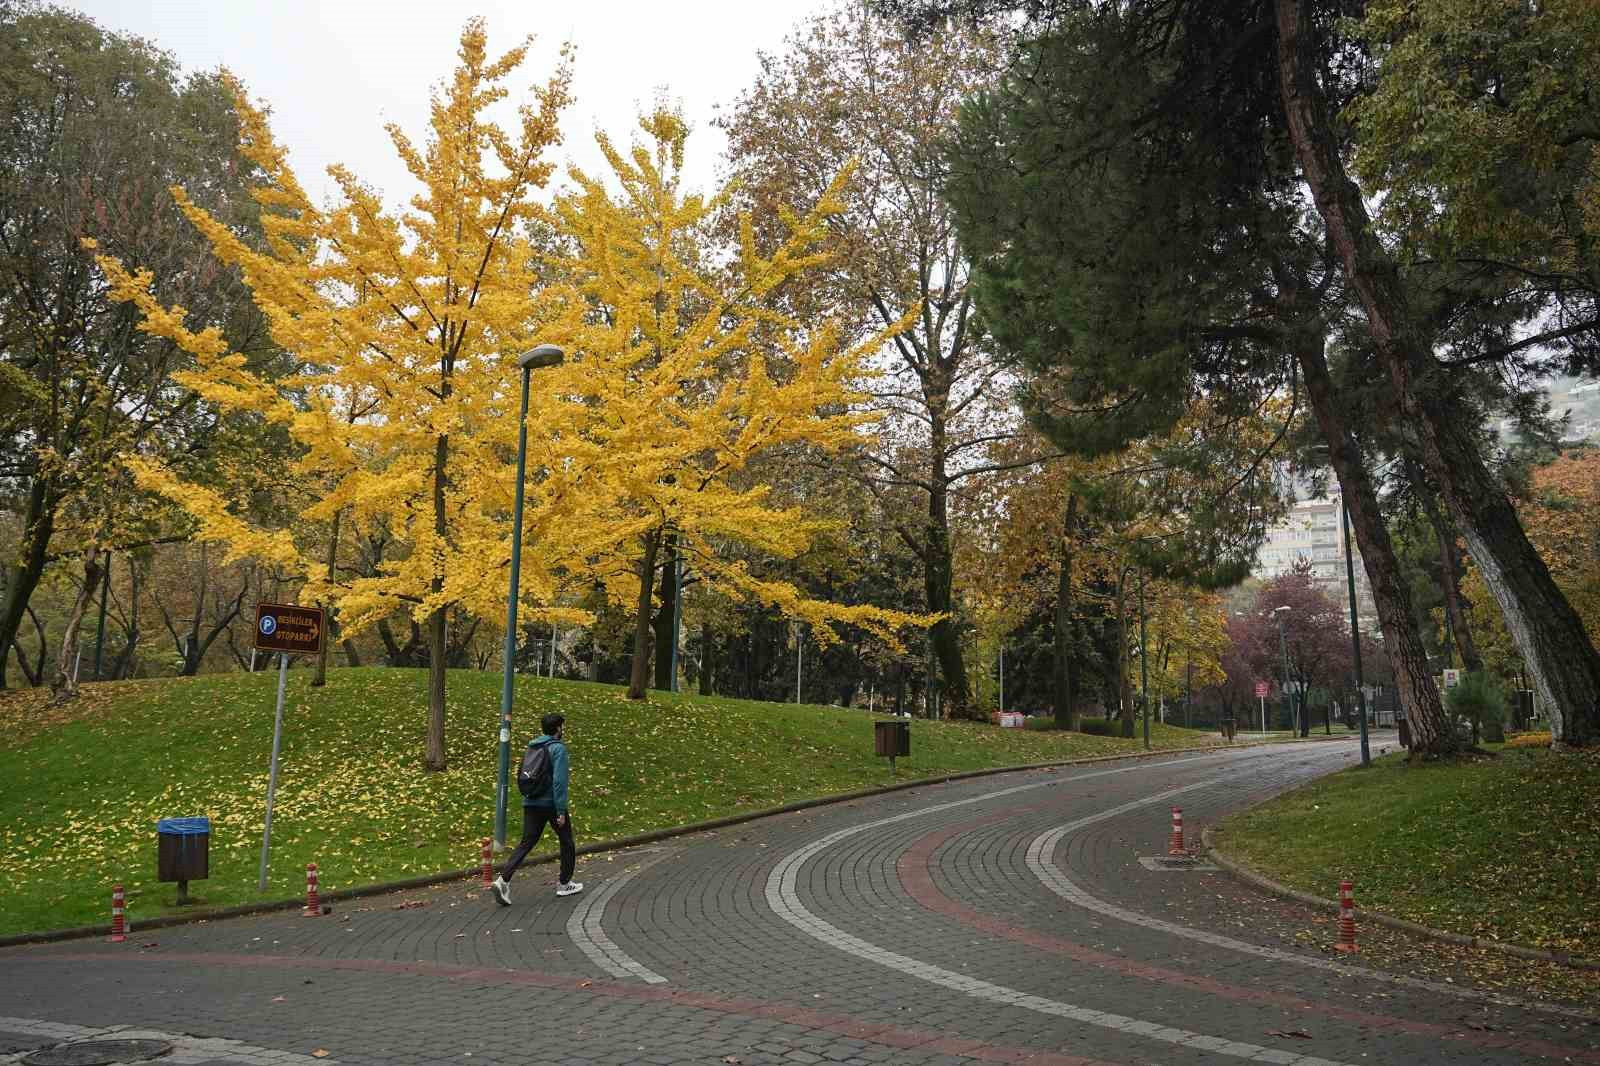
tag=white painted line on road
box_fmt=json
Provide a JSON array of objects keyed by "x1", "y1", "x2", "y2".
[
  {"x1": 764, "y1": 752, "x2": 1357, "y2": 1066},
  {"x1": 566, "y1": 853, "x2": 670, "y2": 984},
  {"x1": 1024, "y1": 753, "x2": 1599, "y2": 1020}
]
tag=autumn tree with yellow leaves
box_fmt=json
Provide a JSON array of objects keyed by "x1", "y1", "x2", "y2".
[
  {"x1": 543, "y1": 110, "x2": 928, "y2": 699},
  {"x1": 95, "y1": 21, "x2": 577, "y2": 770}
]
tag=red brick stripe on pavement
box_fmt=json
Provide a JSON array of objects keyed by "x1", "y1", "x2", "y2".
[
  {"x1": 897, "y1": 813, "x2": 1600, "y2": 1065},
  {"x1": 22, "y1": 950, "x2": 1117, "y2": 1066}
]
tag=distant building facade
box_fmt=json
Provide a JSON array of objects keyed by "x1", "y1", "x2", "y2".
[{"x1": 1254, "y1": 495, "x2": 1378, "y2": 622}]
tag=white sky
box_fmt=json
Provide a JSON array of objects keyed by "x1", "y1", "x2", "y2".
[{"x1": 65, "y1": 0, "x2": 829, "y2": 208}]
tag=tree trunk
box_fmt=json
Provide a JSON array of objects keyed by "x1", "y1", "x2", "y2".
[
  {"x1": 1116, "y1": 571, "x2": 1134, "y2": 737},
  {"x1": 698, "y1": 620, "x2": 714, "y2": 696},
  {"x1": 1053, "y1": 494, "x2": 1081, "y2": 729},
  {"x1": 112, "y1": 557, "x2": 142, "y2": 681},
  {"x1": 1293, "y1": 324, "x2": 1453, "y2": 754},
  {"x1": 377, "y1": 618, "x2": 424, "y2": 666},
  {"x1": 628, "y1": 528, "x2": 662, "y2": 700},
  {"x1": 314, "y1": 509, "x2": 342, "y2": 687},
  {"x1": 925, "y1": 399, "x2": 971, "y2": 718},
  {"x1": 0, "y1": 478, "x2": 58, "y2": 691},
  {"x1": 14, "y1": 606, "x2": 47, "y2": 686},
  {"x1": 50, "y1": 547, "x2": 103, "y2": 703},
  {"x1": 334, "y1": 612, "x2": 361, "y2": 667},
  {"x1": 424, "y1": 428, "x2": 451, "y2": 772},
  {"x1": 653, "y1": 533, "x2": 678, "y2": 691},
  {"x1": 1414, "y1": 468, "x2": 1483, "y2": 673},
  {"x1": 424, "y1": 607, "x2": 448, "y2": 770},
  {"x1": 1275, "y1": 0, "x2": 1600, "y2": 747}
]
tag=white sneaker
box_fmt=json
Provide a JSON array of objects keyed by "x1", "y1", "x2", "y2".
[
  {"x1": 555, "y1": 881, "x2": 584, "y2": 897},
  {"x1": 491, "y1": 875, "x2": 511, "y2": 906}
]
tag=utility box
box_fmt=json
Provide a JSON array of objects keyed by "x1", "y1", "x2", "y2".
[
  {"x1": 157, "y1": 816, "x2": 210, "y2": 904},
  {"x1": 874, "y1": 719, "x2": 910, "y2": 771}
]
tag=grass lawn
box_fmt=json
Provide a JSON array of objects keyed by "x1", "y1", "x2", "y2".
[
  {"x1": 1215, "y1": 746, "x2": 1600, "y2": 958},
  {"x1": 0, "y1": 666, "x2": 1226, "y2": 937}
]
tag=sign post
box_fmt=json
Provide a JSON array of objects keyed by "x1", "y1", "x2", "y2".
[
  {"x1": 1254, "y1": 680, "x2": 1270, "y2": 737},
  {"x1": 254, "y1": 603, "x2": 323, "y2": 893}
]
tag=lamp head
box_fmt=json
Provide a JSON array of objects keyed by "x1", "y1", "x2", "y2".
[
  {"x1": 518, "y1": 344, "x2": 565, "y2": 370},
  {"x1": 1272, "y1": 605, "x2": 1292, "y2": 614}
]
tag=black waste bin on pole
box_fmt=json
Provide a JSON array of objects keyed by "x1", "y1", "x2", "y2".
[
  {"x1": 157, "y1": 816, "x2": 210, "y2": 905},
  {"x1": 874, "y1": 719, "x2": 910, "y2": 772}
]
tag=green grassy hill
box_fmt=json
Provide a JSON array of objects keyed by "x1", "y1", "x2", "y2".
[
  {"x1": 1217, "y1": 747, "x2": 1600, "y2": 959},
  {"x1": 0, "y1": 666, "x2": 1223, "y2": 936}
]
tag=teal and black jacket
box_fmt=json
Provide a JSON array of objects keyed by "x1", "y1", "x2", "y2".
[{"x1": 522, "y1": 734, "x2": 569, "y2": 813}]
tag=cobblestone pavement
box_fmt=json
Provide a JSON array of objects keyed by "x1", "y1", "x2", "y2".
[{"x1": 4, "y1": 741, "x2": 1598, "y2": 1066}]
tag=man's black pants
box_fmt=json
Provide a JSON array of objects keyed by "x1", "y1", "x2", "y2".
[{"x1": 500, "y1": 805, "x2": 575, "y2": 884}]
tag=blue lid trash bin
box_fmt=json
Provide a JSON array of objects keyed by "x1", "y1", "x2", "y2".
[{"x1": 157, "y1": 816, "x2": 210, "y2": 905}]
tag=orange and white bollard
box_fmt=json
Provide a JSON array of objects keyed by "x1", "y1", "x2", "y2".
[
  {"x1": 303, "y1": 862, "x2": 321, "y2": 917},
  {"x1": 480, "y1": 838, "x2": 494, "y2": 888},
  {"x1": 1335, "y1": 879, "x2": 1358, "y2": 952},
  {"x1": 1168, "y1": 807, "x2": 1186, "y2": 856},
  {"x1": 109, "y1": 884, "x2": 127, "y2": 943}
]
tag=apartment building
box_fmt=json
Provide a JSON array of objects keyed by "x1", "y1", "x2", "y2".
[{"x1": 1254, "y1": 495, "x2": 1378, "y2": 621}]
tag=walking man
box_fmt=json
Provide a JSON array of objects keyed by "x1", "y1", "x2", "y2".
[{"x1": 492, "y1": 712, "x2": 582, "y2": 904}]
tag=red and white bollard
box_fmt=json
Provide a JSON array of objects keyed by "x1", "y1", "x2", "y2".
[
  {"x1": 302, "y1": 862, "x2": 321, "y2": 917},
  {"x1": 108, "y1": 884, "x2": 127, "y2": 943},
  {"x1": 480, "y1": 838, "x2": 494, "y2": 888},
  {"x1": 1168, "y1": 807, "x2": 1186, "y2": 856},
  {"x1": 1335, "y1": 879, "x2": 1358, "y2": 953}
]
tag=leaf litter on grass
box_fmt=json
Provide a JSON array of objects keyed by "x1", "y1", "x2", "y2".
[{"x1": 0, "y1": 665, "x2": 1226, "y2": 935}]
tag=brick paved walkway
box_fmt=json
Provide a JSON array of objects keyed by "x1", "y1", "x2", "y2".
[{"x1": 3, "y1": 742, "x2": 1596, "y2": 1065}]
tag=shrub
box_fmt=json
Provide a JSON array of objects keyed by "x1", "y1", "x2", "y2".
[
  {"x1": 1506, "y1": 731, "x2": 1553, "y2": 749},
  {"x1": 1445, "y1": 671, "x2": 1506, "y2": 743},
  {"x1": 1077, "y1": 717, "x2": 1117, "y2": 736}
]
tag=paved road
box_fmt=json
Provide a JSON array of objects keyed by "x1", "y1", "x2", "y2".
[{"x1": 3, "y1": 741, "x2": 1597, "y2": 1066}]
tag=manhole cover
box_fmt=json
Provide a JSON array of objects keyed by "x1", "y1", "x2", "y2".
[
  {"x1": 1137, "y1": 855, "x2": 1220, "y2": 872},
  {"x1": 23, "y1": 1039, "x2": 174, "y2": 1065}
]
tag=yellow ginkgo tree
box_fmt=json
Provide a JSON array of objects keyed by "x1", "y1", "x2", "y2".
[
  {"x1": 95, "y1": 21, "x2": 580, "y2": 770},
  {"x1": 545, "y1": 110, "x2": 929, "y2": 699}
]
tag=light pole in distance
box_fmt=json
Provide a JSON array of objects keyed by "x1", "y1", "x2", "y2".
[
  {"x1": 1341, "y1": 500, "x2": 1372, "y2": 766},
  {"x1": 496, "y1": 343, "x2": 565, "y2": 852},
  {"x1": 1270, "y1": 605, "x2": 1292, "y2": 735}
]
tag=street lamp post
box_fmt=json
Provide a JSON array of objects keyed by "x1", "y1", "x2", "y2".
[
  {"x1": 794, "y1": 621, "x2": 804, "y2": 704},
  {"x1": 669, "y1": 554, "x2": 683, "y2": 692},
  {"x1": 1342, "y1": 501, "x2": 1371, "y2": 766},
  {"x1": 1139, "y1": 570, "x2": 1150, "y2": 750},
  {"x1": 495, "y1": 344, "x2": 565, "y2": 852},
  {"x1": 1271, "y1": 605, "x2": 1293, "y2": 735}
]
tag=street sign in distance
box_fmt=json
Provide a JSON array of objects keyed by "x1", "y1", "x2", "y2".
[
  {"x1": 1443, "y1": 668, "x2": 1461, "y2": 690},
  {"x1": 254, "y1": 602, "x2": 324, "y2": 654},
  {"x1": 1254, "y1": 680, "x2": 1270, "y2": 699}
]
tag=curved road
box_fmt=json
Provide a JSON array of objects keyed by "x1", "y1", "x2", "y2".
[{"x1": 3, "y1": 740, "x2": 1595, "y2": 1065}]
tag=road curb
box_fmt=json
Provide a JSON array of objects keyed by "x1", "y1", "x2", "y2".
[
  {"x1": 0, "y1": 734, "x2": 1325, "y2": 950},
  {"x1": 1201, "y1": 827, "x2": 1600, "y2": 972}
]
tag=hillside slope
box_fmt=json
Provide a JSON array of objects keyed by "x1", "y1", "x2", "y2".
[{"x1": 0, "y1": 666, "x2": 1224, "y2": 936}]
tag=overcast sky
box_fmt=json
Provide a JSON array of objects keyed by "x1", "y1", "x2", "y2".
[{"x1": 66, "y1": 0, "x2": 829, "y2": 207}]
